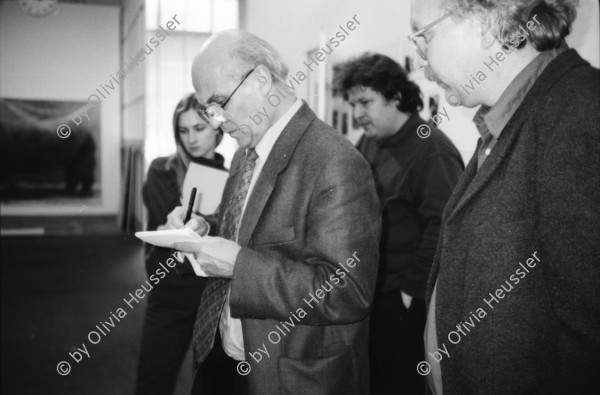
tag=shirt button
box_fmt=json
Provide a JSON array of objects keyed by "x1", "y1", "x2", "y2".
[{"x1": 485, "y1": 148, "x2": 491, "y2": 156}]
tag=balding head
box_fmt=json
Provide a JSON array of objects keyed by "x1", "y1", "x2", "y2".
[
  {"x1": 192, "y1": 30, "x2": 289, "y2": 101},
  {"x1": 191, "y1": 30, "x2": 295, "y2": 148}
]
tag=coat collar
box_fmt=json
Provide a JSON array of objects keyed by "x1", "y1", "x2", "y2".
[{"x1": 442, "y1": 49, "x2": 587, "y2": 225}]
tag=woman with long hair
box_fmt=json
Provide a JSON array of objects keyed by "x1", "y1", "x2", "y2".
[{"x1": 135, "y1": 93, "x2": 225, "y2": 395}]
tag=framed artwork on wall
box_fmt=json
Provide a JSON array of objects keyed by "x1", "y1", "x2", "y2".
[{"x1": 0, "y1": 98, "x2": 102, "y2": 214}]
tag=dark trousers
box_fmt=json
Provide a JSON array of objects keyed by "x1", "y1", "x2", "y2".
[
  {"x1": 369, "y1": 288, "x2": 426, "y2": 395},
  {"x1": 134, "y1": 259, "x2": 207, "y2": 395},
  {"x1": 191, "y1": 333, "x2": 248, "y2": 395}
]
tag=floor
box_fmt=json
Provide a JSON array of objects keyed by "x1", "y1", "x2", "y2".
[{"x1": 1, "y1": 234, "x2": 194, "y2": 395}]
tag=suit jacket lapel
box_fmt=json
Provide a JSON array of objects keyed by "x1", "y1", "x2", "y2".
[
  {"x1": 445, "y1": 116, "x2": 526, "y2": 224},
  {"x1": 442, "y1": 50, "x2": 587, "y2": 224},
  {"x1": 425, "y1": 146, "x2": 478, "y2": 294},
  {"x1": 427, "y1": 117, "x2": 524, "y2": 296},
  {"x1": 442, "y1": 142, "x2": 479, "y2": 222},
  {"x1": 236, "y1": 102, "x2": 316, "y2": 248}
]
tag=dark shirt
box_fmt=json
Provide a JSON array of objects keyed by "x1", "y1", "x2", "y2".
[{"x1": 357, "y1": 113, "x2": 464, "y2": 297}]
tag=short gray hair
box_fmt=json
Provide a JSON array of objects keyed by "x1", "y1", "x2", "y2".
[
  {"x1": 444, "y1": 0, "x2": 579, "y2": 51},
  {"x1": 229, "y1": 31, "x2": 289, "y2": 80}
]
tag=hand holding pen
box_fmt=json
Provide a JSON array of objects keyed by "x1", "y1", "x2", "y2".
[{"x1": 160, "y1": 188, "x2": 210, "y2": 236}]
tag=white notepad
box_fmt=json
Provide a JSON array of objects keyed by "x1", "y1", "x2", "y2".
[
  {"x1": 135, "y1": 228, "x2": 203, "y2": 248},
  {"x1": 182, "y1": 163, "x2": 229, "y2": 214}
]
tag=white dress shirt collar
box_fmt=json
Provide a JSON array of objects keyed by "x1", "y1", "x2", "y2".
[{"x1": 253, "y1": 98, "x2": 303, "y2": 163}]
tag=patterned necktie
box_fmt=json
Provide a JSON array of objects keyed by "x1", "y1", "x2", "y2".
[{"x1": 192, "y1": 148, "x2": 259, "y2": 371}]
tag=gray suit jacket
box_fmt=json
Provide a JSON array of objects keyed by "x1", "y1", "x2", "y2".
[
  {"x1": 427, "y1": 49, "x2": 600, "y2": 394},
  {"x1": 222, "y1": 102, "x2": 380, "y2": 394}
]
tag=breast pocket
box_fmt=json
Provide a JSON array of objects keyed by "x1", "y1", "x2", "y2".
[{"x1": 251, "y1": 226, "x2": 296, "y2": 246}]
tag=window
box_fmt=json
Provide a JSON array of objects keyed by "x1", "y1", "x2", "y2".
[{"x1": 144, "y1": 0, "x2": 239, "y2": 168}]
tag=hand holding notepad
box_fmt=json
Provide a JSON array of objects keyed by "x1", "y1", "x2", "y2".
[
  {"x1": 135, "y1": 229, "x2": 208, "y2": 276},
  {"x1": 173, "y1": 236, "x2": 240, "y2": 278}
]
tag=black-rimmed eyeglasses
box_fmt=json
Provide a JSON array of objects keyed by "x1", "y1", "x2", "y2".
[
  {"x1": 200, "y1": 67, "x2": 256, "y2": 124},
  {"x1": 408, "y1": 7, "x2": 462, "y2": 60}
]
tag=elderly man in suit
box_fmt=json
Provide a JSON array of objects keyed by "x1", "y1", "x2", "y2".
[
  {"x1": 166, "y1": 30, "x2": 380, "y2": 394},
  {"x1": 410, "y1": 0, "x2": 600, "y2": 393}
]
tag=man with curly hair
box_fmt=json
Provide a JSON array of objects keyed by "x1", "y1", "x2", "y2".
[
  {"x1": 334, "y1": 53, "x2": 464, "y2": 395},
  {"x1": 410, "y1": 0, "x2": 600, "y2": 393}
]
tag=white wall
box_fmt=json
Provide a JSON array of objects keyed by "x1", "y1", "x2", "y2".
[
  {"x1": 568, "y1": 0, "x2": 600, "y2": 69},
  {"x1": 0, "y1": 1, "x2": 121, "y2": 215},
  {"x1": 243, "y1": 0, "x2": 600, "y2": 163},
  {"x1": 122, "y1": 0, "x2": 146, "y2": 143},
  {"x1": 243, "y1": 0, "x2": 408, "y2": 103},
  {"x1": 119, "y1": 0, "x2": 147, "y2": 230}
]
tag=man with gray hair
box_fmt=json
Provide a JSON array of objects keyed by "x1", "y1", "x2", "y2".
[
  {"x1": 410, "y1": 0, "x2": 600, "y2": 393},
  {"x1": 165, "y1": 30, "x2": 380, "y2": 394}
]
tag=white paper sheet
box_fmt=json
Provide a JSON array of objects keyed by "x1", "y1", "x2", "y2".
[
  {"x1": 181, "y1": 163, "x2": 229, "y2": 215},
  {"x1": 135, "y1": 228, "x2": 202, "y2": 248}
]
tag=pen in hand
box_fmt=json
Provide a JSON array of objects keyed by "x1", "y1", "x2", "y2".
[{"x1": 184, "y1": 187, "x2": 197, "y2": 224}]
